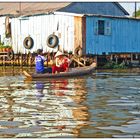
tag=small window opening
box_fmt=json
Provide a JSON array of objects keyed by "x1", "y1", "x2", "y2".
[{"x1": 98, "y1": 20, "x2": 105, "y2": 35}]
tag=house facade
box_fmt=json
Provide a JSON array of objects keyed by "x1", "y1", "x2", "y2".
[
  {"x1": 86, "y1": 15, "x2": 140, "y2": 55},
  {"x1": 1, "y1": 2, "x2": 138, "y2": 57},
  {"x1": 11, "y1": 13, "x2": 75, "y2": 54}
]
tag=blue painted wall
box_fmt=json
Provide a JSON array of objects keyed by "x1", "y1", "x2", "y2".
[{"x1": 86, "y1": 16, "x2": 140, "y2": 54}]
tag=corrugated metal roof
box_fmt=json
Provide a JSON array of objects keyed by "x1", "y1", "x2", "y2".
[
  {"x1": 58, "y1": 2, "x2": 129, "y2": 16},
  {"x1": 0, "y1": 2, "x2": 70, "y2": 17},
  {"x1": 0, "y1": 2, "x2": 129, "y2": 17},
  {"x1": 114, "y1": 2, "x2": 129, "y2": 15}
]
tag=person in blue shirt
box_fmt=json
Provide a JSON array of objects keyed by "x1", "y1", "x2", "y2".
[{"x1": 35, "y1": 49, "x2": 52, "y2": 73}]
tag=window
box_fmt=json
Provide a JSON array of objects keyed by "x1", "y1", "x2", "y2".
[
  {"x1": 98, "y1": 20, "x2": 105, "y2": 35},
  {"x1": 94, "y1": 20, "x2": 111, "y2": 36},
  {"x1": 105, "y1": 21, "x2": 111, "y2": 35}
]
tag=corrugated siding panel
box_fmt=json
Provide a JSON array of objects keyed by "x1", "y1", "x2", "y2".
[
  {"x1": 86, "y1": 16, "x2": 140, "y2": 54},
  {"x1": 11, "y1": 14, "x2": 74, "y2": 54},
  {"x1": 0, "y1": 17, "x2": 6, "y2": 43}
]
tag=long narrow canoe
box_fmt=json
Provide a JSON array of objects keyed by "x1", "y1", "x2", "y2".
[{"x1": 23, "y1": 63, "x2": 96, "y2": 79}]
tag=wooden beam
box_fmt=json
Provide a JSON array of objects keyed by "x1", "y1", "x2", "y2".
[{"x1": 72, "y1": 57, "x2": 85, "y2": 67}]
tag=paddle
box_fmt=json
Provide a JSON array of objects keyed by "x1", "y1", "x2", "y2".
[{"x1": 23, "y1": 70, "x2": 32, "y2": 79}]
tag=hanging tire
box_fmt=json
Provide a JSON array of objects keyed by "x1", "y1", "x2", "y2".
[
  {"x1": 7, "y1": 50, "x2": 14, "y2": 60},
  {"x1": 23, "y1": 36, "x2": 34, "y2": 49},
  {"x1": 47, "y1": 34, "x2": 58, "y2": 48},
  {"x1": 74, "y1": 47, "x2": 82, "y2": 57}
]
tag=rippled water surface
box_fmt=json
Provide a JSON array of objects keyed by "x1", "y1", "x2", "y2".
[{"x1": 0, "y1": 67, "x2": 140, "y2": 138}]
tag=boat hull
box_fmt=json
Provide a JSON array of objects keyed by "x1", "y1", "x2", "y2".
[{"x1": 23, "y1": 63, "x2": 96, "y2": 79}]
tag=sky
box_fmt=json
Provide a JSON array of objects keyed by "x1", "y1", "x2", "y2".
[{"x1": 120, "y1": 2, "x2": 140, "y2": 16}]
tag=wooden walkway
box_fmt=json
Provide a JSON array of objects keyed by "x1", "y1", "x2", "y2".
[{"x1": 0, "y1": 53, "x2": 93, "y2": 67}]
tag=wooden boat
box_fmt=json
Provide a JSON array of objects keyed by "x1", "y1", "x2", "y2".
[{"x1": 23, "y1": 63, "x2": 96, "y2": 79}]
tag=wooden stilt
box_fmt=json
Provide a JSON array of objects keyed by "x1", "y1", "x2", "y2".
[
  {"x1": 115, "y1": 55, "x2": 118, "y2": 64},
  {"x1": 83, "y1": 56, "x2": 86, "y2": 66},
  {"x1": 78, "y1": 58, "x2": 80, "y2": 67},
  {"x1": 17, "y1": 54, "x2": 20, "y2": 66},
  {"x1": 28, "y1": 53, "x2": 32, "y2": 67},
  {"x1": 3, "y1": 56, "x2": 5, "y2": 67},
  {"x1": 130, "y1": 53, "x2": 133, "y2": 63},
  {"x1": 95, "y1": 55, "x2": 98, "y2": 67},
  {"x1": 20, "y1": 53, "x2": 23, "y2": 67}
]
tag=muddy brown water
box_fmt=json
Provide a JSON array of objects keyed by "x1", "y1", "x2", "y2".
[{"x1": 0, "y1": 66, "x2": 140, "y2": 138}]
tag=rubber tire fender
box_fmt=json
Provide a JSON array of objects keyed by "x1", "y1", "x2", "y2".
[
  {"x1": 47, "y1": 34, "x2": 58, "y2": 48},
  {"x1": 74, "y1": 47, "x2": 82, "y2": 57},
  {"x1": 7, "y1": 50, "x2": 14, "y2": 60},
  {"x1": 23, "y1": 36, "x2": 34, "y2": 49}
]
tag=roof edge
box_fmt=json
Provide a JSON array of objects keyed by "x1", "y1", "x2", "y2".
[
  {"x1": 114, "y1": 2, "x2": 129, "y2": 15},
  {"x1": 54, "y1": 11, "x2": 84, "y2": 17},
  {"x1": 85, "y1": 13, "x2": 140, "y2": 20}
]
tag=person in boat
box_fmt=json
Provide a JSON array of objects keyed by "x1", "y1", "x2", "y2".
[
  {"x1": 52, "y1": 51, "x2": 71, "y2": 74},
  {"x1": 35, "y1": 49, "x2": 52, "y2": 73}
]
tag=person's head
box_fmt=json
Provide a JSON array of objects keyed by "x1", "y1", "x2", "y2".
[
  {"x1": 37, "y1": 49, "x2": 43, "y2": 55},
  {"x1": 55, "y1": 51, "x2": 64, "y2": 58}
]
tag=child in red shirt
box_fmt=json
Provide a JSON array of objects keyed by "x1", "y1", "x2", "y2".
[{"x1": 52, "y1": 51, "x2": 71, "y2": 74}]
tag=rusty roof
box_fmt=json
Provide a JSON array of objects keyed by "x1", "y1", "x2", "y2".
[{"x1": 0, "y1": 2, "x2": 71, "y2": 17}]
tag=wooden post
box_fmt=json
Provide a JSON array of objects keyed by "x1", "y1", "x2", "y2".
[
  {"x1": 17, "y1": 53, "x2": 20, "y2": 66},
  {"x1": 26, "y1": 53, "x2": 28, "y2": 66},
  {"x1": 27, "y1": 53, "x2": 29, "y2": 66},
  {"x1": 28, "y1": 53, "x2": 32, "y2": 67},
  {"x1": 115, "y1": 55, "x2": 118, "y2": 64},
  {"x1": 110, "y1": 54, "x2": 113, "y2": 61},
  {"x1": 32, "y1": 54, "x2": 35, "y2": 66},
  {"x1": 11, "y1": 53, "x2": 14, "y2": 66},
  {"x1": 130, "y1": 53, "x2": 133, "y2": 63},
  {"x1": 3, "y1": 55, "x2": 5, "y2": 67},
  {"x1": 11, "y1": 58, "x2": 13, "y2": 66},
  {"x1": 20, "y1": 53, "x2": 23, "y2": 67},
  {"x1": 95, "y1": 55, "x2": 98, "y2": 67},
  {"x1": 83, "y1": 56, "x2": 86, "y2": 66},
  {"x1": 78, "y1": 58, "x2": 80, "y2": 67},
  {"x1": 138, "y1": 54, "x2": 140, "y2": 64}
]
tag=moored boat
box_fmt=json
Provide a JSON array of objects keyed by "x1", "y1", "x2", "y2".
[{"x1": 23, "y1": 63, "x2": 96, "y2": 79}]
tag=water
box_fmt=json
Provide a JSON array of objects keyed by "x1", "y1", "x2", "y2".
[{"x1": 0, "y1": 67, "x2": 140, "y2": 138}]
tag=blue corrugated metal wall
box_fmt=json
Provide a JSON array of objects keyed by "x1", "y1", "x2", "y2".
[{"x1": 86, "y1": 16, "x2": 140, "y2": 55}]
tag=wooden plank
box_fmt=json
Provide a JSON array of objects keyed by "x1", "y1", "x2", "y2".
[
  {"x1": 82, "y1": 17, "x2": 86, "y2": 55},
  {"x1": 74, "y1": 16, "x2": 83, "y2": 50},
  {"x1": 74, "y1": 16, "x2": 86, "y2": 56},
  {"x1": 72, "y1": 57, "x2": 85, "y2": 67}
]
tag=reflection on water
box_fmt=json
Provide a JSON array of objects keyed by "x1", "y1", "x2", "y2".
[{"x1": 0, "y1": 68, "x2": 140, "y2": 138}]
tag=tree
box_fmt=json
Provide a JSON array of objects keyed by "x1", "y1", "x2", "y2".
[{"x1": 132, "y1": 8, "x2": 140, "y2": 17}]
